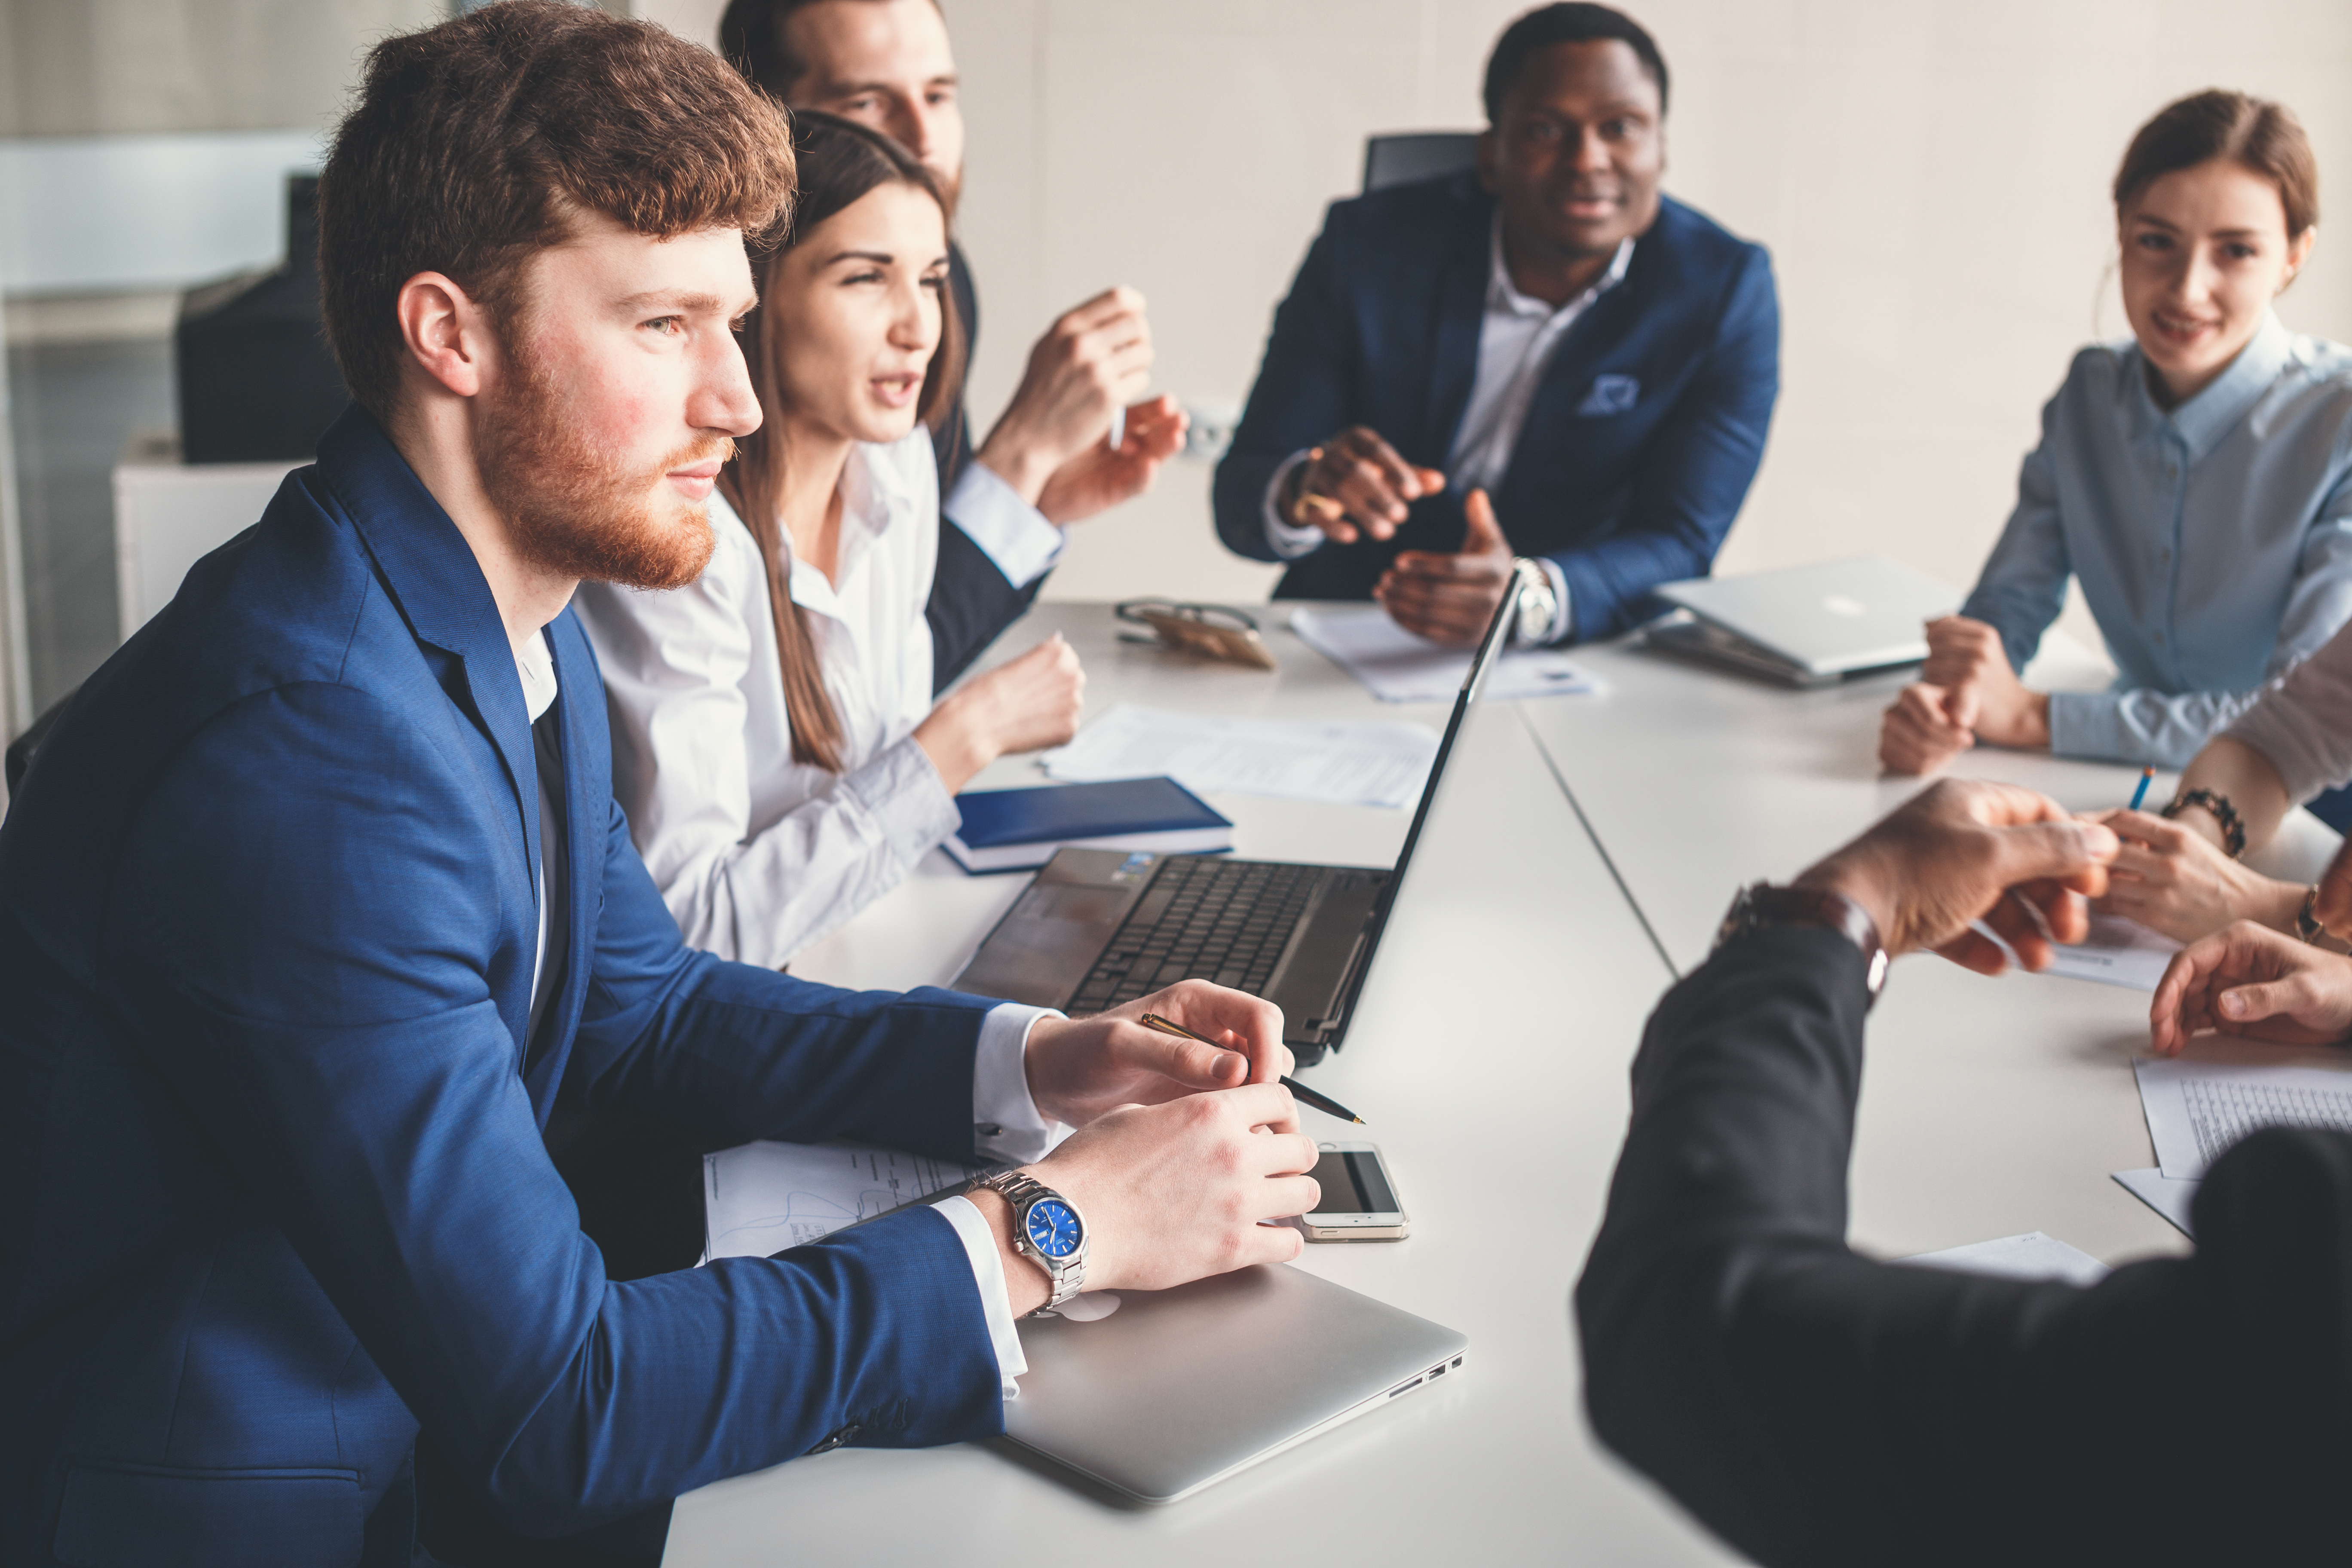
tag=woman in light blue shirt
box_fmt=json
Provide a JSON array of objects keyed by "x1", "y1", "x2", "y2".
[{"x1": 1881, "y1": 91, "x2": 2352, "y2": 787}]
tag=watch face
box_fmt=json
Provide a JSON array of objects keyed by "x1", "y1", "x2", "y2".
[{"x1": 1024, "y1": 1198, "x2": 1083, "y2": 1259}]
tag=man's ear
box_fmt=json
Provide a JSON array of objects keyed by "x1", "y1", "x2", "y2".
[
  {"x1": 395, "y1": 271, "x2": 497, "y2": 399},
  {"x1": 1475, "y1": 128, "x2": 1498, "y2": 195}
]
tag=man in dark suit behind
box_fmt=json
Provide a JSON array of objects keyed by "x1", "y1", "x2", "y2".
[
  {"x1": 1215, "y1": 3, "x2": 1779, "y2": 649},
  {"x1": 1578, "y1": 779, "x2": 2352, "y2": 1563},
  {"x1": 720, "y1": 0, "x2": 1190, "y2": 689}
]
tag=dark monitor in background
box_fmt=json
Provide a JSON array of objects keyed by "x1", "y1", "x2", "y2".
[{"x1": 175, "y1": 174, "x2": 351, "y2": 464}]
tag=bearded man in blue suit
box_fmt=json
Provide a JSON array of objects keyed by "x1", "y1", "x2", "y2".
[
  {"x1": 0, "y1": 7, "x2": 1321, "y2": 1565},
  {"x1": 1214, "y1": 3, "x2": 1779, "y2": 649}
]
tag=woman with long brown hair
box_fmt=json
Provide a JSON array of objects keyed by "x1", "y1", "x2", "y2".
[
  {"x1": 1880, "y1": 90, "x2": 2352, "y2": 790},
  {"x1": 576, "y1": 112, "x2": 1083, "y2": 967}
]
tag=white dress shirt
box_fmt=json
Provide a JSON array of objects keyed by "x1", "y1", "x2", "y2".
[
  {"x1": 575, "y1": 428, "x2": 1061, "y2": 970},
  {"x1": 513, "y1": 616, "x2": 1066, "y2": 1398},
  {"x1": 946, "y1": 457, "x2": 1066, "y2": 589},
  {"x1": 1261, "y1": 221, "x2": 1635, "y2": 644}
]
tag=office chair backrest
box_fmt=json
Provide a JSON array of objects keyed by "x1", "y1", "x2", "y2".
[{"x1": 1362, "y1": 132, "x2": 1481, "y2": 193}]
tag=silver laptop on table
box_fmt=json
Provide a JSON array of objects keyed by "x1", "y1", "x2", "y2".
[
  {"x1": 1002, "y1": 1262, "x2": 1468, "y2": 1505},
  {"x1": 951, "y1": 568, "x2": 1524, "y2": 1065},
  {"x1": 1642, "y1": 556, "x2": 1962, "y2": 688}
]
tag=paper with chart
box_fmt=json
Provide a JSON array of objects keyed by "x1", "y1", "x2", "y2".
[
  {"x1": 2039, "y1": 913, "x2": 2181, "y2": 991},
  {"x1": 1289, "y1": 604, "x2": 1602, "y2": 704},
  {"x1": 702, "y1": 1141, "x2": 980, "y2": 1262},
  {"x1": 1041, "y1": 702, "x2": 1439, "y2": 809},
  {"x1": 2135, "y1": 1055, "x2": 2352, "y2": 1180},
  {"x1": 1898, "y1": 1231, "x2": 2110, "y2": 1286}
]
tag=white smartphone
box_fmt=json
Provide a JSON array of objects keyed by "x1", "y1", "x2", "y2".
[{"x1": 1298, "y1": 1141, "x2": 1409, "y2": 1241}]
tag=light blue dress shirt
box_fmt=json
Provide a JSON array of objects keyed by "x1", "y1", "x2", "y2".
[{"x1": 1961, "y1": 311, "x2": 2352, "y2": 766}]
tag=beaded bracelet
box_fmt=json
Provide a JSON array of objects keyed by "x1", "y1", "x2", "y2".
[{"x1": 2163, "y1": 787, "x2": 2247, "y2": 859}]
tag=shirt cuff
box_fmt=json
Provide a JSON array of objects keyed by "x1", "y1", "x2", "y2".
[
  {"x1": 946, "y1": 462, "x2": 1063, "y2": 590},
  {"x1": 1261, "y1": 450, "x2": 1326, "y2": 560},
  {"x1": 2046, "y1": 690, "x2": 2204, "y2": 768},
  {"x1": 2044, "y1": 692, "x2": 2105, "y2": 762},
  {"x1": 840, "y1": 734, "x2": 965, "y2": 861},
  {"x1": 973, "y1": 1003, "x2": 1073, "y2": 1165},
  {"x1": 931, "y1": 1195, "x2": 1029, "y2": 1400},
  {"x1": 1534, "y1": 557, "x2": 1574, "y2": 644}
]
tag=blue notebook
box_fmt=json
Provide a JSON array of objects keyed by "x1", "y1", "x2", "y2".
[{"x1": 944, "y1": 777, "x2": 1234, "y2": 874}]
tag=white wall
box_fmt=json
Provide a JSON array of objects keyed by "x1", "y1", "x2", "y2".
[
  {"x1": 648, "y1": 0, "x2": 2352, "y2": 627},
  {"x1": 0, "y1": 0, "x2": 441, "y2": 138}
]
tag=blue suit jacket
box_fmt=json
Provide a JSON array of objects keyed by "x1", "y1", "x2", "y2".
[
  {"x1": 0, "y1": 410, "x2": 1005, "y2": 1567},
  {"x1": 1213, "y1": 174, "x2": 1779, "y2": 643}
]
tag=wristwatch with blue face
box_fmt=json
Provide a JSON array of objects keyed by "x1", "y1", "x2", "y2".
[{"x1": 975, "y1": 1169, "x2": 1089, "y2": 1314}]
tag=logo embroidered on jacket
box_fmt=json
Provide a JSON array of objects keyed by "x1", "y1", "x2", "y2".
[{"x1": 1577, "y1": 374, "x2": 1641, "y2": 416}]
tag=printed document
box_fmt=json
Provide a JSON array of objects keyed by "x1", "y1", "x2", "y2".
[
  {"x1": 1041, "y1": 702, "x2": 1439, "y2": 809},
  {"x1": 2040, "y1": 913, "x2": 2181, "y2": 991},
  {"x1": 1289, "y1": 604, "x2": 1601, "y2": 704},
  {"x1": 2135, "y1": 1054, "x2": 2352, "y2": 1180},
  {"x1": 702, "y1": 1140, "x2": 980, "y2": 1262},
  {"x1": 1898, "y1": 1231, "x2": 2110, "y2": 1286}
]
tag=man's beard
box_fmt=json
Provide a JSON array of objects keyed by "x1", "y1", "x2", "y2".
[{"x1": 476, "y1": 347, "x2": 724, "y2": 592}]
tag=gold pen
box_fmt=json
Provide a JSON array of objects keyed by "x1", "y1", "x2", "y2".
[{"x1": 1136, "y1": 1013, "x2": 1366, "y2": 1124}]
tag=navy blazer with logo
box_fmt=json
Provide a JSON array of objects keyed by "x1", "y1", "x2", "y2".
[
  {"x1": 0, "y1": 410, "x2": 1007, "y2": 1567},
  {"x1": 1214, "y1": 173, "x2": 1779, "y2": 643}
]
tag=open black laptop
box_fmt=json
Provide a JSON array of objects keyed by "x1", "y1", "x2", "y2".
[{"x1": 950, "y1": 571, "x2": 1522, "y2": 1065}]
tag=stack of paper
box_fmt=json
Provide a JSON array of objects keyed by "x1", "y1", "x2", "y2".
[
  {"x1": 1898, "y1": 1231, "x2": 2110, "y2": 1286},
  {"x1": 1290, "y1": 604, "x2": 1600, "y2": 704},
  {"x1": 2134, "y1": 1055, "x2": 2352, "y2": 1179},
  {"x1": 1041, "y1": 702, "x2": 1439, "y2": 810},
  {"x1": 702, "y1": 1141, "x2": 980, "y2": 1262},
  {"x1": 2115, "y1": 1053, "x2": 2352, "y2": 1237},
  {"x1": 2111, "y1": 1169, "x2": 2198, "y2": 1237}
]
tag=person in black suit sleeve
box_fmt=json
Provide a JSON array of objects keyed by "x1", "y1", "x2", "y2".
[
  {"x1": 1578, "y1": 779, "x2": 2352, "y2": 1565},
  {"x1": 720, "y1": 0, "x2": 1190, "y2": 690}
]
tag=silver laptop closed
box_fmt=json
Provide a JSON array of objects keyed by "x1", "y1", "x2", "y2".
[
  {"x1": 1001, "y1": 1263, "x2": 1468, "y2": 1504},
  {"x1": 1648, "y1": 556, "x2": 1962, "y2": 685}
]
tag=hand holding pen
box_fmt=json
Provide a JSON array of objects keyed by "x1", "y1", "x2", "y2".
[{"x1": 1139, "y1": 1013, "x2": 1366, "y2": 1124}]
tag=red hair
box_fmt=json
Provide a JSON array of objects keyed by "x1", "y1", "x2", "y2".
[{"x1": 318, "y1": 0, "x2": 797, "y2": 418}]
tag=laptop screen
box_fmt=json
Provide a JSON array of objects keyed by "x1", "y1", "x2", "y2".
[
  {"x1": 1329, "y1": 566, "x2": 1525, "y2": 1034},
  {"x1": 1369, "y1": 567, "x2": 1521, "y2": 903}
]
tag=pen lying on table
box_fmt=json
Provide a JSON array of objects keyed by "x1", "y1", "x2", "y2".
[{"x1": 1137, "y1": 1012, "x2": 1366, "y2": 1124}]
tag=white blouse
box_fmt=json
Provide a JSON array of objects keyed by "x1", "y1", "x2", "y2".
[{"x1": 573, "y1": 429, "x2": 960, "y2": 969}]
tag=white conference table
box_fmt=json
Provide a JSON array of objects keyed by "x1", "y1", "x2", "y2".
[
  {"x1": 1516, "y1": 631, "x2": 2339, "y2": 1266},
  {"x1": 664, "y1": 602, "x2": 1736, "y2": 1566},
  {"x1": 663, "y1": 603, "x2": 2337, "y2": 1566}
]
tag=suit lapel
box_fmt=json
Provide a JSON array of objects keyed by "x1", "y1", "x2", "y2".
[
  {"x1": 318, "y1": 409, "x2": 541, "y2": 892},
  {"x1": 1420, "y1": 209, "x2": 1492, "y2": 466},
  {"x1": 539, "y1": 615, "x2": 604, "y2": 1071},
  {"x1": 460, "y1": 650, "x2": 541, "y2": 895}
]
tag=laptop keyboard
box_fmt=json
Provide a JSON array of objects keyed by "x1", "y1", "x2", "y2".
[{"x1": 1067, "y1": 858, "x2": 1320, "y2": 1014}]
